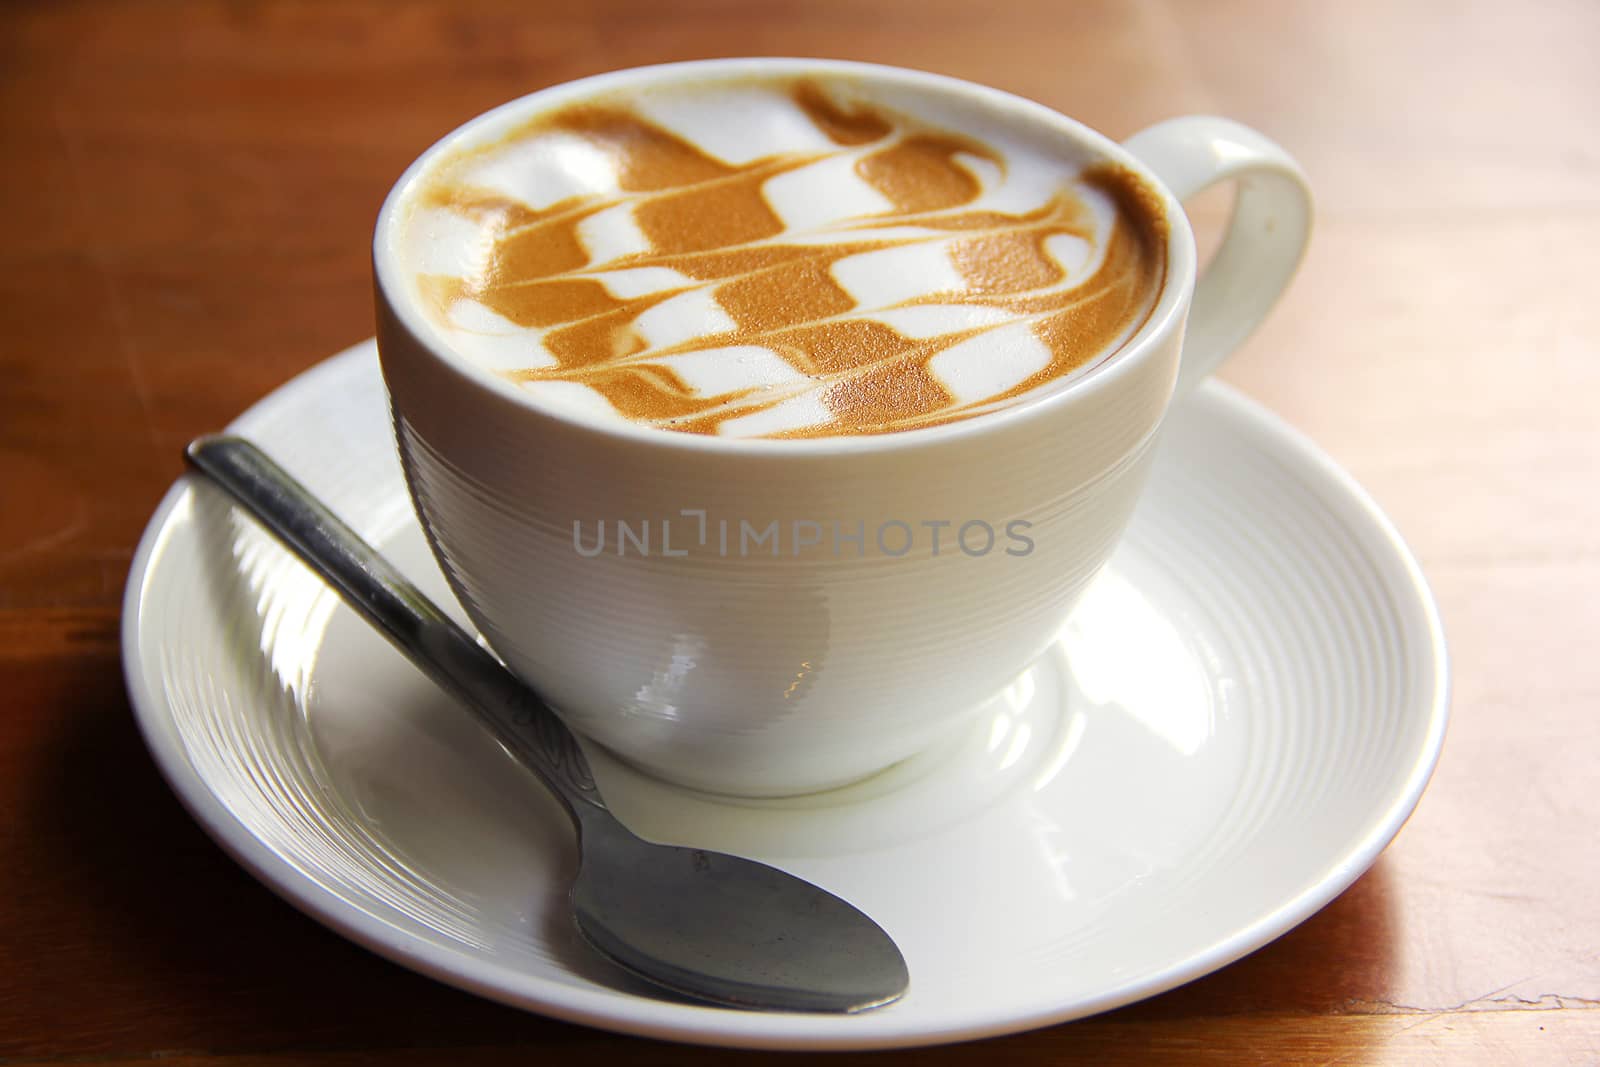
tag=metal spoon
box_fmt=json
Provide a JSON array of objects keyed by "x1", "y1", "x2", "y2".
[{"x1": 186, "y1": 434, "x2": 909, "y2": 1014}]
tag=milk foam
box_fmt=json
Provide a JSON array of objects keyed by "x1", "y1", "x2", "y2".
[{"x1": 400, "y1": 76, "x2": 1164, "y2": 438}]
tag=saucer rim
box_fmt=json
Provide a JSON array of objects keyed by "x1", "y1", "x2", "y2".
[{"x1": 121, "y1": 340, "x2": 1449, "y2": 1050}]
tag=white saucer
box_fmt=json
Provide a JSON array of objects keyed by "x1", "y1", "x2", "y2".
[{"x1": 123, "y1": 340, "x2": 1447, "y2": 1050}]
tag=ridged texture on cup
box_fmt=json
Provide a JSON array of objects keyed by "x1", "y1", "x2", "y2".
[{"x1": 379, "y1": 294, "x2": 1179, "y2": 794}]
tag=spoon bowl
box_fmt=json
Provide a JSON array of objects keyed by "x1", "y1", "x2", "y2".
[{"x1": 573, "y1": 814, "x2": 907, "y2": 1012}]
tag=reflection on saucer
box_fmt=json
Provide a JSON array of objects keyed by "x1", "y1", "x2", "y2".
[{"x1": 1064, "y1": 570, "x2": 1214, "y2": 758}]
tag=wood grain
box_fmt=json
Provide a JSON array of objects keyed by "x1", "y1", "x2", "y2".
[{"x1": 3, "y1": 1, "x2": 1598, "y2": 1062}]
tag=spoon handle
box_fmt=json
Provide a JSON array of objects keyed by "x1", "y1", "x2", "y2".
[{"x1": 186, "y1": 434, "x2": 608, "y2": 819}]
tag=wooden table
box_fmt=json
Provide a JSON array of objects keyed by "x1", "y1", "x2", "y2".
[{"x1": 4, "y1": 1, "x2": 1596, "y2": 1062}]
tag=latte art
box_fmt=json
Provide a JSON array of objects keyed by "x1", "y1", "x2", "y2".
[{"x1": 401, "y1": 77, "x2": 1167, "y2": 438}]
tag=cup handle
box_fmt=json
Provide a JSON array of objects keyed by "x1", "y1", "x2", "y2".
[{"x1": 1122, "y1": 116, "x2": 1313, "y2": 398}]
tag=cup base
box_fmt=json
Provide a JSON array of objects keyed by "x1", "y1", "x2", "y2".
[
  {"x1": 577, "y1": 673, "x2": 1041, "y2": 800},
  {"x1": 588, "y1": 740, "x2": 939, "y2": 801},
  {"x1": 576, "y1": 647, "x2": 1077, "y2": 856}
]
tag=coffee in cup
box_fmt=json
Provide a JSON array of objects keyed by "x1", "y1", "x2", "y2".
[{"x1": 394, "y1": 75, "x2": 1168, "y2": 439}]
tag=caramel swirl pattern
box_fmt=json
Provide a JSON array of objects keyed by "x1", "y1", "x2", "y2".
[{"x1": 410, "y1": 80, "x2": 1168, "y2": 437}]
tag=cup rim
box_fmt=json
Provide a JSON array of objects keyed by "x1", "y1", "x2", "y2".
[{"x1": 373, "y1": 57, "x2": 1198, "y2": 455}]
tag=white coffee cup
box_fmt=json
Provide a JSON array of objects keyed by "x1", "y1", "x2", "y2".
[{"x1": 374, "y1": 59, "x2": 1311, "y2": 796}]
